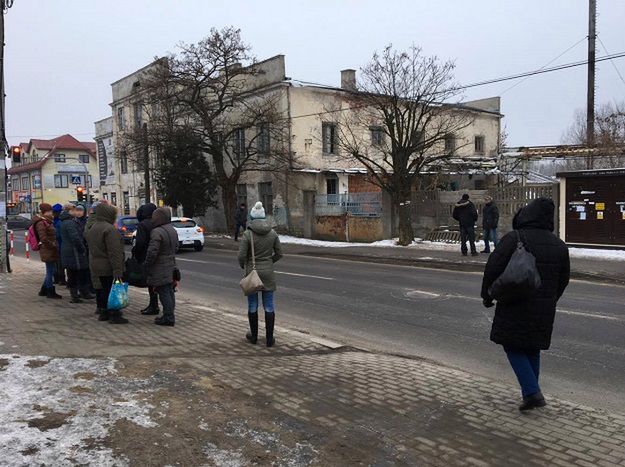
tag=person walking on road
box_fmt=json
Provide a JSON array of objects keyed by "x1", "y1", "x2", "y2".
[
  {"x1": 481, "y1": 198, "x2": 570, "y2": 411},
  {"x1": 32, "y1": 203, "x2": 62, "y2": 299},
  {"x1": 132, "y1": 203, "x2": 159, "y2": 315},
  {"x1": 452, "y1": 193, "x2": 479, "y2": 256},
  {"x1": 238, "y1": 201, "x2": 283, "y2": 347},
  {"x1": 59, "y1": 204, "x2": 94, "y2": 303},
  {"x1": 481, "y1": 196, "x2": 499, "y2": 254},
  {"x1": 85, "y1": 203, "x2": 128, "y2": 324},
  {"x1": 144, "y1": 207, "x2": 179, "y2": 326},
  {"x1": 234, "y1": 202, "x2": 248, "y2": 241}
]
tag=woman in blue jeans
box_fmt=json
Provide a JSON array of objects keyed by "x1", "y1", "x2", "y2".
[
  {"x1": 481, "y1": 198, "x2": 570, "y2": 411},
  {"x1": 238, "y1": 202, "x2": 283, "y2": 347}
]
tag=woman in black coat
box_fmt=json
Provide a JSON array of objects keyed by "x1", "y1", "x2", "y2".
[
  {"x1": 132, "y1": 203, "x2": 159, "y2": 315},
  {"x1": 60, "y1": 206, "x2": 94, "y2": 303},
  {"x1": 481, "y1": 198, "x2": 570, "y2": 411}
]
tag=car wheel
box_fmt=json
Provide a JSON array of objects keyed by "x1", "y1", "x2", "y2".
[{"x1": 194, "y1": 244, "x2": 204, "y2": 252}]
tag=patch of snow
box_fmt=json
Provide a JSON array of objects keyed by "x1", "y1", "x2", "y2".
[
  {"x1": 568, "y1": 247, "x2": 625, "y2": 261},
  {"x1": 0, "y1": 355, "x2": 157, "y2": 466},
  {"x1": 203, "y1": 443, "x2": 245, "y2": 467}
]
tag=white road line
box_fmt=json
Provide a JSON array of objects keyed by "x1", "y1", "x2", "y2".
[
  {"x1": 176, "y1": 257, "x2": 210, "y2": 264},
  {"x1": 559, "y1": 309, "x2": 623, "y2": 321},
  {"x1": 275, "y1": 271, "x2": 333, "y2": 281}
]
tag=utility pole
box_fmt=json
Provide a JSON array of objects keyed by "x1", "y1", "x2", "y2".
[
  {"x1": 0, "y1": 0, "x2": 13, "y2": 274},
  {"x1": 142, "y1": 122, "x2": 151, "y2": 203},
  {"x1": 586, "y1": 0, "x2": 597, "y2": 169}
]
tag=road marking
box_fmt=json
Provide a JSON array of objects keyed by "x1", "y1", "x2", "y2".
[
  {"x1": 276, "y1": 271, "x2": 333, "y2": 281},
  {"x1": 559, "y1": 309, "x2": 623, "y2": 321},
  {"x1": 176, "y1": 257, "x2": 210, "y2": 264}
]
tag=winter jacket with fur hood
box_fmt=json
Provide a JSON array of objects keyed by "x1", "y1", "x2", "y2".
[
  {"x1": 144, "y1": 207, "x2": 178, "y2": 287},
  {"x1": 85, "y1": 204, "x2": 125, "y2": 288},
  {"x1": 452, "y1": 199, "x2": 478, "y2": 228}
]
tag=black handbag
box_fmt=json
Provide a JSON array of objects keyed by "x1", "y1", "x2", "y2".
[
  {"x1": 488, "y1": 230, "x2": 542, "y2": 303},
  {"x1": 124, "y1": 256, "x2": 148, "y2": 288}
]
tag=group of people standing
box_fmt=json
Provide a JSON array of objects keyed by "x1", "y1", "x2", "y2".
[
  {"x1": 453, "y1": 194, "x2": 500, "y2": 256},
  {"x1": 32, "y1": 201, "x2": 179, "y2": 326}
]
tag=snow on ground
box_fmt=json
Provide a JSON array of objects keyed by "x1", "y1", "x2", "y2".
[
  {"x1": 278, "y1": 235, "x2": 625, "y2": 261},
  {"x1": 0, "y1": 355, "x2": 156, "y2": 466}
]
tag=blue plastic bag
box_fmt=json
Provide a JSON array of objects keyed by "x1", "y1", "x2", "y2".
[{"x1": 107, "y1": 280, "x2": 129, "y2": 310}]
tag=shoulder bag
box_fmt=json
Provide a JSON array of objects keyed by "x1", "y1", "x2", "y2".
[{"x1": 239, "y1": 231, "x2": 265, "y2": 295}]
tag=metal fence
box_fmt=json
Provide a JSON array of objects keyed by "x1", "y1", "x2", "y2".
[{"x1": 315, "y1": 192, "x2": 383, "y2": 217}]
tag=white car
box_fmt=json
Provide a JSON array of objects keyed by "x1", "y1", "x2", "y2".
[{"x1": 132, "y1": 217, "x2": 205, "y2": 252}]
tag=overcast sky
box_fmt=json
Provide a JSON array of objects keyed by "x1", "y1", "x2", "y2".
[{"x1": 5, "y1": 0, "x2": 625, "y2": 147}]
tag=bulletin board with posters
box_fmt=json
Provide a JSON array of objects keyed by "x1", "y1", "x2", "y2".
[{"x1": 558, "y1": 169, "x2": 625, "y2": 246}]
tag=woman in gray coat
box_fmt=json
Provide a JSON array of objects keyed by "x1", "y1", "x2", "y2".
[
  {"x1": 59, "y1": 204, "x2": 94, "y2": 303},
  {"x1": 144, "y1": 207, "x2": 179, "y2": 326},
  {"x1": 238, "y1": 201, "x2": 283, "y2": 347}
]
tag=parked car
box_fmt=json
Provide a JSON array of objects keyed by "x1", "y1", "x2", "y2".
[
  {"x1": 132, "y1": 217, "x2": 204, "y2": 252},
  {"x1": 7, "y1": 215, "x2": 32, "y2": 231},
  {"x1": 116, "y1": 216, "x2": 139, "y2": 244}
]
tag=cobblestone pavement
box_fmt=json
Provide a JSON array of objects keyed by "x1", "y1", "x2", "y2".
[{"x1": 1, "y1": 257, "x2": 625, "y2": 466}]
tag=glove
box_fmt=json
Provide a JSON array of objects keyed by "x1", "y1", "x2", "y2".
[{"x1": 483, "y1": 299, "x2": 495, "y2": 308}]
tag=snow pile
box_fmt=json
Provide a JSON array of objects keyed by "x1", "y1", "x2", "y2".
[
  {"x1": 568, "y1": 247, "x2": 625, "y2": 261},
  {"x1": 0, "y1": 355, "x2": 157, "y2": 466}
]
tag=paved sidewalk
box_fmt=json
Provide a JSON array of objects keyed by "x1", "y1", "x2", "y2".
[
  {"x1": 204, "y1": 236, "x2": 625, "y2": 285},
  {"x1": 1, "y1": 257, "x2": 625, "y2": 466}
]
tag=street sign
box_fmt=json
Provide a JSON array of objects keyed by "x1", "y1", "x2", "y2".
[
  {"x1": 24, "y1": 195, "x2": 31, "y2": 203},
  {"x1": 71, "y1": 175, "x2": 82, "y2": 185}
]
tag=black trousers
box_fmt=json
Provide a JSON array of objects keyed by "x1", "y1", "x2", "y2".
[
  {"x1": 460, "y1": 226, "x2": 477, "y2": 254},
  {"x1": 155, "y1": 283, "x2": 176, "y2": 322},
  {"x1": 67, "y1": 268, "x2": 90, "y2": 289},
  {"x1": 95, "y1": 276, "x2": 114, "y2": 310}
]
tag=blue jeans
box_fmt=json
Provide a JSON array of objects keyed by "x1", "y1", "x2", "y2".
[
  {"x1": 43, "y1": 262, "x2": 56, "y2": 288},
  {"x1": 505, "y1": 348, "x2": 541, "y2": 397},
  {"x1": 234, "y1": 222, "x2": 247, "y2": 241},
  {"x1": 483, "y1": 228, "x2": 498, "y2": 251},
  {"x1": 247, "y1": 291, "x2": 275, "y2": 314}
]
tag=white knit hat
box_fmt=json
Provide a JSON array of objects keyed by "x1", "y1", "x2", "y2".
[{"x1": 250, "y1": 201, "x2": 266, "y2": 219}]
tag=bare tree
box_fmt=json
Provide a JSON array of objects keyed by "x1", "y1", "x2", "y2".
[
  {"x1": 334, "y1": 45, "x2": 472, "y2": 245},
  {"x1": 561, "y1": 101, "x2": 625, "y2": 168},
  {"x1": 121, "y1": 27, "x2": 291, "y2": 230}
]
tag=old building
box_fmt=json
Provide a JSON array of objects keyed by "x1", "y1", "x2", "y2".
[
  {"x1": 99, "y1": 55, "x2": 501, "y2": 239},
  {"x1": 7, "y1": 134, "x2": 98, "y2": 214}
]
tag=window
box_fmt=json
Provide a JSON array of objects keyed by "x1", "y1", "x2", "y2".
[
  {"x1": 54, "y1": 174, "x2": 69, "y2": 188},
  {"x1": 21, "y1": 176, "x2": 30, "y2": 191},
  {"x1": 256, "y1": 124, "x2": 270, "y2": 155},
  {"x1": 370, "y1": 127, "x2": 384, "y2": 146},
  {"x1": 322, "y1": 123, "x2": 338, "y2": 155},
  {"x1": 120, "y1": 151, "x2": 128, "y2": 174},
  {"x1": 236, "y1": 184, "x2": 248, "y2": 206},
  {"x1": 121, "y1": 218, "x2": 139, "y2": 228},
  {"x1": 233, "y1": 128, "x2": 245, "y2": 157},
  {"x1": 54, "y1": 153, "x2": 66, "y2": 163},
  {"x1": 474, "y1": 135, "x2": 485, "y2": 154},
  {"x1": 326, "y1": 176, "x2": 338, "y2": 195},
  {"x1": 258, "y1": 182, "x2": 273, "y2": 215},
  {"x1": 11, "y1": 177, "x2": 19, "y2": 191},
  {"x1": 172, "y1": 219, "x2": 197, "y2": 229},
  {"x1": 444, "y1": 134, "x2": 456, "y2": 153},
  {"x1": 122, "y1": 191, "x2": 130, "y2": 215},
  {"x1": 110, "y1": 192, "x2": 117, "y2": 206},
  {"x1": 117, "y1": 107, "x2": 126, "y2": 130},
  {"x1": 103, "y1": 193, "x2": 109, "y2": 201},
  {"x1": 79, "y1": 154, "x2": 90, "y2": 163},
  {"x1": 133, "y1": 102, "x2": 143, "y2": 128}
]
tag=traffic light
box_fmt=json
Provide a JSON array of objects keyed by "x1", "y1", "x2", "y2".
[
  {"x1": 9, "y1": 146, "x2": 21, "y2": 163},
  {"x1": 76, "y1": 186, "x2": 85, "y2": 202}
]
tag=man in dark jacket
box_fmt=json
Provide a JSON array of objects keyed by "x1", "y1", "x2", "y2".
[
  {"x1": 481, "y1": 198, "x2": 570, "y2": 411},
  {"x1": 59, "y1": 205, "x2": 93, "y2": 303},
  {"x1": 52, "y1": 203, "x2": 67, "y2": 285},
  {"x1": 452, "y1": 194, "x2": 479, "y2": 256},
  {"x1": 85, "y1": 203, "x2": 128, "y2": 324},
  {"x1": 144, "y1": 207, "x2": 179, "y2": 326},
  {"x1": 132, "y1": 203, "x2": 159, "y2": 315},
  {"x1": 481, "y1": 196, "x2": 499, "y2": 254},
  {"x1": 234, "y1": 203, "x2": 248, "y2": 241}
]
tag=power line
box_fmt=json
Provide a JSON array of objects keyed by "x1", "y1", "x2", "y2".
[
  {"x1": 499, "y1": 36, "x2": 588, "y2": 95},
  {"x1": 597, "y1": 36, "x2": 625, "y2": 88}
]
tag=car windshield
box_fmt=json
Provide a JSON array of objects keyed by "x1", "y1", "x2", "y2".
[
  {"x1": 121, "y1": 218, "x2": 139, "y2": 226},
  {"x1": 172, "y1": 220, "x2": 197, "y2": 229}
]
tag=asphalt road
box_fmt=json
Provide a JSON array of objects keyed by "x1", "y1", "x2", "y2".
[{"x1": 10, "y1": 232, "x2": 625, "y2": 413}]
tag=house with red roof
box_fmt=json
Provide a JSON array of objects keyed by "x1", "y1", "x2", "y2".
[{"x1": 7, "y1": 134, "x2": 98, "y2": 214}]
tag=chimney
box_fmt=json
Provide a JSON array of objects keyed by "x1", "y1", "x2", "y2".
[{"x1": 341, "y1": 69, "x2": 357, "y2": 91}]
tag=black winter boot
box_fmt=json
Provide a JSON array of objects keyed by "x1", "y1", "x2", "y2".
[
  {"x1": 265, "y1": 312, "x2": 275, "y2": 347},
  {"x1": 108, "y1": 310, "x2": 129, "y2": 324},
  {"x1": 38, "y1": 285, "x2": 47, "y2": 297},
  {"x1": 519, "y1": 392, "x2": 546, "y2": 412},
  {"x1": 140, "y1": 305, "x2": 160, "y2": 315},
  {"x1": 97, "y1": 309, "x2": 109, "y2": 321},
  {"x1": 46, "y1": 287, "x2": 62, "y2": 299},
  {"x1": 79, "y1": 287, "x2": 95, "y2": 300},
  {"x1": 69, "y1": 288, "x2": 83, "y2": 303},
  {"x1": 246, "y1": 313, "x2": 258, "y2": 344}
]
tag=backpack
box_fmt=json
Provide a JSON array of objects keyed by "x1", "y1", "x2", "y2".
[
  {"x1": 27, "y1": 220, "x2": 44, "y2": 251},
  {"x1": 488, "y1": 230, "x2": 542, "y2": 303}
]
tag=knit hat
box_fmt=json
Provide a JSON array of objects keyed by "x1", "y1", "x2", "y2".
[
  {"x1": 39, "y1": 203, "x2": 52, "y2": 213},
  {"x1": 74, "y1": 204, "x2": 86, "y2": 212},
  {"x1": 461, "y1": 194, "x2": 470, "y2": 201},
  {"x1": 52, "y1": 203, "x2": 63, "y2": 213},
  {"x1": 250, "y1": 201, "x2": 266, "y2": 219}
]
